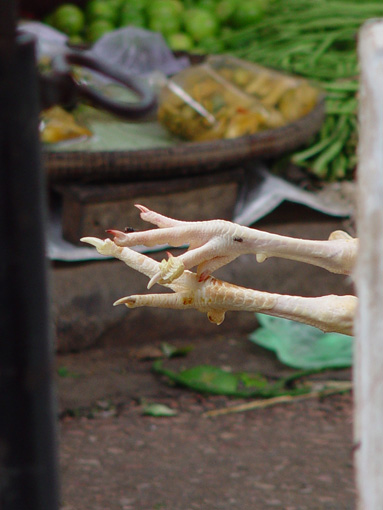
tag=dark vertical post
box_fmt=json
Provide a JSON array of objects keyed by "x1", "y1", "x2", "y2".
[{"x1": 0, "y1": 2, "x2": 60, "y2": 509}]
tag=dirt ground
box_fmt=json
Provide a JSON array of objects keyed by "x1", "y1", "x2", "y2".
[{"x1": 57, "y1": 334, "x2": 356, "y2": 510}]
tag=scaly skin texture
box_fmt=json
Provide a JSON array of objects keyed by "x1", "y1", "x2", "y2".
[
  {"x1": 81, "y1": 231, "x2": 357, "y2": 336},
  {"x1": 107, "y1": 205, "x2": 358, "y2": 287}
]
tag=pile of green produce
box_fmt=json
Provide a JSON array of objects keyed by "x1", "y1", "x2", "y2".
[
  {"x1": 45, "y1": 0, "x2": 268, "y2": 51},
  {"x1": 45, "y1": 0, "x2": 383, "y2": 181},
  {"x1": 222, "y1": 0, "x2": 383, "y2": 181}
]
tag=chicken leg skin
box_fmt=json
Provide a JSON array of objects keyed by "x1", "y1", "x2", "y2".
[
  {"x1": 108, "y1": 205, "x2": 358, "y2": 287},
  {"x1": 81, "y1": 236, "x2": 356, "y2": 336}
]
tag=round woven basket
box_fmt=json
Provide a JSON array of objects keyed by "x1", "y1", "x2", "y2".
[{"x1": 44, "y1": 96, "x2": 325, "y2": 183}]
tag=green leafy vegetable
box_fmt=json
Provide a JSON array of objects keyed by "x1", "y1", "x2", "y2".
[
  {"x1": 152, "y1": 360, "x2": 317, "y2": 398},
  {"x1": 249, "y1": 314, "x2": 353, "y2": 370},
  {"x1": 223, "y1": 0, "x2": 383, "y2": 181}
]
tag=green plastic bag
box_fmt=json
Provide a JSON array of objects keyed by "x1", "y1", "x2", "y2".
[{"x1": 249, "y1": 314, "x2": 353, "y2": 370}]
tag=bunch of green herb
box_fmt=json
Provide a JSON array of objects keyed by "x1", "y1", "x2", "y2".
[{"x1": 224, "y1": 0, "x2": 383, "y2": 181}]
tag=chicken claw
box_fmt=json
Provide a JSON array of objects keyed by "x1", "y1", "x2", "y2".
[
  {"x1": 106, "y1": 205, "x2": 358, "y2": 283},
  {"x1": 81, "y1": 236, "x2": 356, "y2": 335}
]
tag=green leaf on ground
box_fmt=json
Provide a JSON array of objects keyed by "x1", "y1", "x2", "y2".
[
  {"x1": 178, "y1": 365, "x2": 238, "y2": 394},
  {"x1": 57, "y1": 366, "x2": 82, "y2": 378},
  {"x1": 152, "y1": 360, "x2": 315, "y2": 398},
  {"x1": 249, "y1": 314, "x2": 353, "y2": 370},
  {"x1": 141, "y1": 402, "x2": 178, "y2": 417},
  {"x1": 237, "y1": 372, "x2": 269, "y2": 389},
  {"x1": 160, "y1": 342, "x2": 194, "y2": 358}
]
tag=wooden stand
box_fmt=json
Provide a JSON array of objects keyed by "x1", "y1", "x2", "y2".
[{"x1": 54, "y1": 168, "x2": 245, "y2": 245}]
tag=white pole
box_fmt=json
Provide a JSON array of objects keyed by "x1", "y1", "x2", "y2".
[{"x1": 354, "y1": 19, "x2": 383, "y2": 510}]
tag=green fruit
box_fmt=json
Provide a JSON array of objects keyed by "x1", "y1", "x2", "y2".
[
  {"x1": 147, "y1": 0, "x2": 183, "y2": 18},
  {"x1": 183, "y1": 8, "x2": 219, "y2": 42},
  {"x1": 148, "y1": 13, "x2": 181, "y2": 37},
  {"x1": 231, "y1": 0, "x2": 267, "y2": 28},
  {"x1": 86, "y1": 0, "x2": 118, "y2": 24},
  {"x1": 52, "y1": 4, "x2": 85, "y2": 36},
  {"x1": 197, "y1": 0, "x2": 217, "y2": 11},
  {"x1": 119, "y1": 6, "x2": 146, "y2": 27},
  {"x1": 215, "y1": 0, "x2": 237, "y2": 23},
  {"x1": 68, "y1": 34, "x2": 85, "y2": 45},
  {"x1": 120, "y1": 0, "x2": 147, "y2": 11},
  {"x1": 167, "y1": 32, "x2": 194, "y2": 52},
  {"x1": 109, "y1": 0, "x2": 127, "y2": 8},
  {"x1": 86, "y1": 19, "x2": 115, "y2": 42}
]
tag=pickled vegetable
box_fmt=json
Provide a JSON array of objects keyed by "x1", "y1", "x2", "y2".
[{"x1": 158, "y1": 56, "x2": 320, "y2": 142}]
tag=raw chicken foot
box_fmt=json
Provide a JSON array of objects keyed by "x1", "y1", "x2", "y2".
[
  {"x1": 107, "y1": 205, "x2": 358, "y2": 289},
  {"x1": 81, "y1": 235, "x2": 356, "y2": 336}
]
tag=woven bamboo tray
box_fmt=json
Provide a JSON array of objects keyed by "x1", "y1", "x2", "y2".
[{"x1": 44, "y1": 96, "x2": 325, "y2": 183}]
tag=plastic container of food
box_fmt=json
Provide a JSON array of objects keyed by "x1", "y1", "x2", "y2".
[{"x1": 157, "y1": 56, "x2": 321, "y2": 142}]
